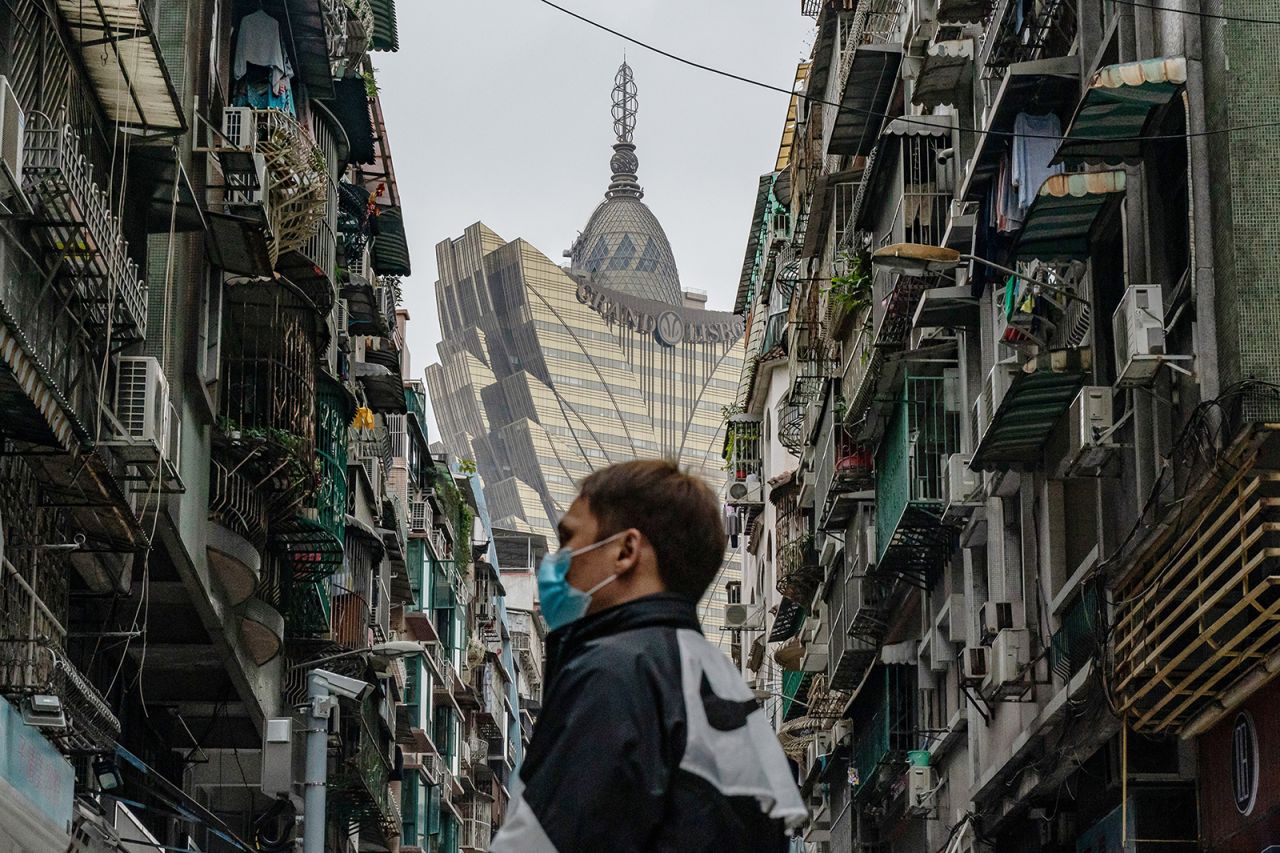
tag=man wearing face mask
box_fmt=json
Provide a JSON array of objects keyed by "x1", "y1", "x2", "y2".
[{"x1": 492, "y1": 460, "x2": 805, "y2": 853}]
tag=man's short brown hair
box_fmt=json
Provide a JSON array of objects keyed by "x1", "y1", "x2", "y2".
[{"x1": 578, "y1": 459, "x2": 726, "y2": 601}]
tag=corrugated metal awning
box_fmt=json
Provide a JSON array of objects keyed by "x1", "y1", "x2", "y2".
[
  {"x1": 736, "y1": 174, "x2": 775, "y2": 313},
  {"x1": 971, "y1": 353, "x2": 1090, "y2": 471},
  {"x1": 371, "y1": 206, "x2": 411, "y2": 276},
  {"x1": 370, "y1": 0, "x2": 399, "y2": 51},
  {"x1": 769, "y1": 596, "x2": 805, "y2": 642},
  {"x1": 1014, "y1": 170, "x2": 1126, "y2": 261},
  {"x1": 828, "y1": 45, "x2": 902, "y2": 156},
  {"x1": 54, "y1": 0, "x2": 185, "y2": 133},
  {"x1": 1056, "y1": 56, "x2": 1188, "y2": 166}
]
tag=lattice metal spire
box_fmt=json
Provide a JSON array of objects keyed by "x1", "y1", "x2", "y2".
[{"x1": 608, "y1": 61, "x2": 642, "y2": 199}]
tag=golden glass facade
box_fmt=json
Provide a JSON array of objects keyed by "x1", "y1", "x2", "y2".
[{"x1": 426, "y1": 224, "x2": 745, "y2": 641}]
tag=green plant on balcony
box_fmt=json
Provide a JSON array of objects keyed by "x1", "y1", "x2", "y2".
[{"x1": 827, "y1": 252, "x2": 873, "y2": 314}]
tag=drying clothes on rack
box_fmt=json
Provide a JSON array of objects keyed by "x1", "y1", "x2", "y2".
[
  {"x1": 992, "y1": 154, "x2": 1023, "y2": 234},
  {"x1": 1012, "y1": 112, "x2": 1064, "y2": 214},
  {"x1": 232, "y1": 10, "x2": 296, "y2": 115},
  {"x1": 723, "y1": 504, "x2": 742, "y2": 550}
]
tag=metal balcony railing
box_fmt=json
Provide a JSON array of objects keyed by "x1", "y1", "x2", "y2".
[
  {"x1": 332, "y1": 694, "x2": 395, "y2": 838},
  {"x1": 848, "y1": 664, "x2": 917, "y2": 798},
  {"x1": 0, "y1": 555, "x2": 120, "y2": 752},
  {"x1": 209, "y1": 460, "x2": 270, "y2": 551},
  {"x1": 874, "y1": 375, "x2": 960, "y2": 583},
  {"x1": 1050, "y1": 583, "x2": 1103, "y2": 681},
  {"x1": 23, "y1": 114, "x2": 146, "y2": 344}
]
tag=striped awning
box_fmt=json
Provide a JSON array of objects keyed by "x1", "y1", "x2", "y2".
[
  {"x1": 1056, "y1": 56, "x2": 1188, "y2": 165},
  {"x1": 371, "y1": 206, "x2": 411, "y2": 277},
  {"x1": 1014, "y1": 170, "x2": 1126, "y2": 261},
  {"x1": 769, "y1": 596, "x2": 805, "y2": 642},
  {"x1": 54, "y1": 0, "x2": 185, "y2": 132},
  {"x1": 370, "y1": 0, "x2": 399, "y2": 51},
  {"x1": 970, "y1": 360, "x2": 1089, "y2": 471}
]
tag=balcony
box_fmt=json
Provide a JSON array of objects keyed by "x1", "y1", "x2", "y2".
[
  {"x1": 0, "y1": 555, "x2": 120, "y2": 753},
  {"x1": 217, "y1": 284, "x2": 319, "y2": 519},
  {"x1": 971, "y1": 350, "x2": 1090, "y2": 472},
  {"x1": 874, "y1": 375, "x2": 959, "y2": 584},
  {"x1": 848, "y1": 664, "x2": 916, "y2": 799},
  {"x1": 774, "y1": 479, "x2": 821, "y2": 604},
  {"x1": 1112, "y1": 445, "x2": 1280, "y2": 735},
  {"x1": 276, "y1": 109, "x2": 342, "y2": 312},
  {"x1": 201, "y1": 107, "x2": 329, "y2": 276},
  {"x1": 979, "y1": 0, "x2": 1077, "y2": 79},
  {"x1": 1050, "y1": 582, "x2": 1102, "y2": 681},
  {"x1": 331, "y1": 694, "x2": 397, "y2": 843},
  {"x1": 829, "y1": 572, "x2": 891, "y2": 691},
  {"x1": 23, "y1": 115, "x2": 147, "y2": 345},
  {"x1": 207, "y1": 461, "x2": 269, "y2": 607},
  {"x1": 458, "y1": 798, "x2": 492, "y2": 851},
  {"x1": 816, "y1": 406, "x2": 874, "y2": 532}
]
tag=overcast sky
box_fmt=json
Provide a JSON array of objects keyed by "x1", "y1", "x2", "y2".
[{"x1": 378, "y1": 1, "x2": 814, "y2": 397}]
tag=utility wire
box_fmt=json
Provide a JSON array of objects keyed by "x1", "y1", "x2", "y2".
[
  {"x1": 1108, "y1": 0, "x2": 1280, "y2": 25},
  {"x1": 535, "y1": 0, "x2": 1280, "y2": 142}
]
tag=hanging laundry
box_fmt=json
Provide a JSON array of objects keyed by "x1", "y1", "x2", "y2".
[
  {"x1": 232, "y1": 10, "x2": 296, "y2": 115},
  {"x1": 1011, "y1": 112, "x2": 1065, "y2": 215},
  {"x1": 994, "y1": 154, "x2": 1022, "y2": 234},
  {"x1": 723, "y1": 504, "x2": 742, "y2": 550}
]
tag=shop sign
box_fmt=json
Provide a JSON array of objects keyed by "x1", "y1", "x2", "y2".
[{"x1": 1233, "y1": 711, "x2": 1260, "y2": 816}]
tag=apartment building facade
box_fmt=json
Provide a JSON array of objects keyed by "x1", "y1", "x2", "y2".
[
  {"x1": 0, "y1": 2, "x2": 530, "y2": 851},
  {"x1": 732, "y1": 2, "x2": 1280, "y2": 851}
]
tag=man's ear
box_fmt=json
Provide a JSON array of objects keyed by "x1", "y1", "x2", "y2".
[{"x1": 616, "y1": 528, "x2": 643, "y2": 572}]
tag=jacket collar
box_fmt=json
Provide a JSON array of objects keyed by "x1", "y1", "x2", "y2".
[{"x1": 544, "y1": 592, "x2": 700, "y2": 682}]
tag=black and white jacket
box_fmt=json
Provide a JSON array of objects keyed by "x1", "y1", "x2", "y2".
[{"x1": 492, "y1": 593, "x2": 806, "y2": 853}]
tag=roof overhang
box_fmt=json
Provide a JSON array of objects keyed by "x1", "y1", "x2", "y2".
[
  {"x1": 1056, "y1": 56, "x2": 1188, "y2": 166},
  {"x1": 829, "y1": 45, "x2": 903, "y2": 156},
  {"x1": 1014, "y1": 169, "x2": 1126, "y2": 261},
  {"x1": 55, "y1": 0, "x2": 186, "y2": 134},
  {"x1": 959, "y1": 56, "x2": 1079, "y2": 202}
]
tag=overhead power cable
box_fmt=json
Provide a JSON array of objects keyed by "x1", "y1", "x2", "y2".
[
  {"x1": 1107, "y1": 0, "x2": 1280, "y2": 25},
  {"x1": 535, "y1": 0, "x2": 1280, "y2": 142}
]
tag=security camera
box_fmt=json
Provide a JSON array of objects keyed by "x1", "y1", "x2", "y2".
[{"x1": 311, "y1": 669, "x2": 373, "y2": 702}]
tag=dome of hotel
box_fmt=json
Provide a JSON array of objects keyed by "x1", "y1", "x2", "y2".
[{"x1": 568, "y1": 61, "x2": 683, "y2": 306}]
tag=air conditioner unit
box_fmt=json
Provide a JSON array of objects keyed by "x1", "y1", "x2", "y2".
[
  {"x1": 361, "y1": 456, "x2": 383, "y2": 505},
  {"x1": 802, "y1": 640, "x2": 829, "y2": 672},
  {"x1": 832, "y1": 719, "x2": 853, "y2": 745},
  {"x1": 336, "y1": 298, "x2": 350, "y2": 338},
  {"x1": 942, "y1": 453, "x2": 982, "y2": 523},
  {"x1": 410, "y1": 499, "x2": 429, "y2": 533},
  {"x1": 907, "y1": 765, "x2": 936, "y2": 814},
  {"x1": 1113, "y1": 285, "x2": 1166, "y2": 386},
  {"x1": 1064, "y1": 386, "x2": 1115, "y2": 476},
  {"x1": 724, "y1": 602, "x2": 765, "y2": 631},
  {"x1": 859, "y1": 525, "x2": 877, "y2": 569},
  {"x1": 726, "y1": 473, "x2": 763, "y2": 505},
  {"x1": 0, "y1": 76, "x2": 25, "y2": 194},
  {"x1": 221, "y1": 106, "x2": 258, "y2": 149},
  {"x1": 962, "y1": 646, "x2": 989, "y2": 686},
  {"x1": 975, "y1": 361, "x2": 1020, "y2": 442},
  {"x1": 987, "y1": 628, "x2": 1031, "y2": 698},
  {"x1": 115, "y1": 357, "x2": 171, "y2": 454},
  {"x1": 226, "y1": 152, "x2": 268, "y2": 208},
  {"x1": 979, "y1": 601, "x2": 1025, "y2": 642}
]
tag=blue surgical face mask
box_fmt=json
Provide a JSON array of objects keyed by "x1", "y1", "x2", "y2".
[{"x1": 537, "y1": 531, "x2": 627, "y2": 631}]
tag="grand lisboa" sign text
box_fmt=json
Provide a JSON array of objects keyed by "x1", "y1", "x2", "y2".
[{"x1": 576, "y1": 281, "x2": 745, "y2": 349}]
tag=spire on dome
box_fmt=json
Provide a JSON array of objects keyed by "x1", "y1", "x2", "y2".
[{"x1": 608, "y1": 61, "x2": 643, "y2": 199}]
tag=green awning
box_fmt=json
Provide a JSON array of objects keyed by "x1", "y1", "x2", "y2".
[
  {"x1": 829, "y1": 45, "x2": 902, "y2": 156},
  {"x1": 971, "y1": 356, "x2": 1090, "y2": 471},
  {"x1": 769, "y1": 597, "x2": 805, "y2": 643},
  {"x1": 1014, "y1": 170, "x2": 1126, "y2": 261},
  {"x1": 781, "y1": 670, "x2": 815, "y2": 722},
  {"x1": 326, "y1": 78, "x2": 375, "y2": 166},
  {"x1": 371, "y1": 206, "x2": 411, "y2": 276},
  {"x1": 1056, "y1": 56, "x2": 1187, "y2": 166},
  {"x1": 370, "y1": 0, "x2": 399, "y2": 51}
]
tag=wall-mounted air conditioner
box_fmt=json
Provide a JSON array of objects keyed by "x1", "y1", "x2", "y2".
[
  {"x1": 942, "y1": 453, "x2": 982, "y2": 523},
  {"x1": 222, "y1": 107, "x2": 259, "y2": 149},
  {"x1": 724, "y1": 602, "x2": 765, "y2": 631},
  {"x1": 361, "y1": 456, "x2": 383, "y2": 506},
  {"x1": 907, "y1": 765, "x2": 936, "y2": 815},
  {"x1": 410, "y1": 499, "x2": 429, "y2": 533},
  {"x1": 802, "y1": 640, "x2": 829, "y2": 672},
  {"x1": 986, "y1": 628, "x2": 1031, "y2": 699},
  {"x1": 962, "y1": 645, "x2": 989, "y2": 686},
  {"x1": 975, "y1": 361, "x2": 1021, "y2": 444},
  {"x1": 1113, "y1": 285, "x2": 1166, "y2": 386},
  {"x1": 115, "y1": 357, "x2": 171, "y2": 456},
  {"x1": 0, "y1": 76, "x2": 25, "y2": 195},
  {"x1": 726, "y1": 473, "x2": 763, "y2": 506},
  {"x1": 979, "y1": 601, "x2": 1025, "y2": 642},
  {"x1": 1064, "y1": 386, "x2": 1116, "y2": 477}
]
